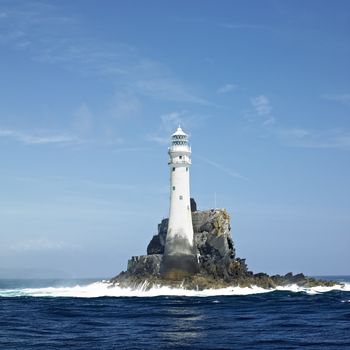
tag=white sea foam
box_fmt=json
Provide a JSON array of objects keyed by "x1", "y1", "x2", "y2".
[
  {"x1": 275, "y1": 283, "x2": 350, "y2": 295},
  {"x1": 0, "y1": 281, "x2": 349, "y2": 298}
]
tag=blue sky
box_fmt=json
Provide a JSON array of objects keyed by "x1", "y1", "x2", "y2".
[{"x1": 0, "y1": 0, "x2": 349, "y2": 278}]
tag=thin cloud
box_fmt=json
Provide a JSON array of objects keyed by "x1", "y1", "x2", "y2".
[
  {"x1": 82, "y1": 180, "x2": 134, "y2": 191},
  {"x1": 0, "y1": 2, "x2": 210, "y2": 106},
  {"x1": 248, "y1": 94, "x2": 275, "y2": 126},
  {"x1": 71, "y1": 103, "x2": 94, "y2": 135},
  {"x1": 160, "y1": 110, "x2": 207, "y2": 132},
  {"x1": 251, "y1": 95, "x2": 272, "y2": 116},
  {"x1": 161, "y1": 111, "x2": 185, "y2": 129},
  {"x1": 322, "y1": 94, "x2": 350, "y2": 105},
  {"x1": 147, "y1": 111, "x2": 187, "y2": 144},
  {"x1": 147, "y1": 135, "x2": 169, "y2": 145},
  {"x1": 217, "y1": 84, "x2": 238, "y2": 94},
  {"x1": 10, "y1": 238, "x2": 64, "y2": 252},
  {"x1": 262, "y1": 116, "x2": 276, "y2": 126},
  {"x1": 113, "y1": 147, "x2": 152, "y2": 153},
  {"x1": 148, "y1": 110, "x2": 207, "y2": 144},
  {"x1": 195, "y1": 154, "x2": 247, "y2": 180},
  {"x1": 110, "y1": 91, "x2": 142, "y2": 119},
  {"x1": 134, "y1": 79, "x2": 210, "y2": 105},
  {"x1": 220, "y1": 23, "x2": 259, "y2": 30},
  {"x1": 270, "y1": 127, "x2": 350, "y2": 150},
  {"x1": 0, "y1": 128, "x2": 80, "y2": 145},
  {"x1": 248, "y1": 96, "x2": 350, "y2": 150}
]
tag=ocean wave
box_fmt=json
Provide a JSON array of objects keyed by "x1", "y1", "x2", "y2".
[{"x1": 0, "y1": 281, "x2": 350, "y2": 298}]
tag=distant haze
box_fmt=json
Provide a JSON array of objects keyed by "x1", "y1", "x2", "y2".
[{"x1": 0, "y1": 0, "x2": 349, "y2": 278}]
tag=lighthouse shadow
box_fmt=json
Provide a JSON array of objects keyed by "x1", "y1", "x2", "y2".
[{"x1": 160, "y1": 254, "x2": 199, "y2": 281}]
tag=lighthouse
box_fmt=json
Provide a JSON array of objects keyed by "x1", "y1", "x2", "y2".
[{"x1": 161, "y1": 126, "x2": 198, "y2": 279}]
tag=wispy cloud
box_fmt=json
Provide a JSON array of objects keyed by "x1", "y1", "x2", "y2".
[
  {"x1": 217, "y1": 83, "x2": 238, "y2": 94},
  {"x1": 0, "y1": 2, "x2": 209, "y2": 106},
  {"x1": 251, "y1": 95, "x2": 272, "y2": 116},
  {"x1": 322, "y1": 94, "x2": 350, "y2": 105},
  {"x1": 82, "y1": 180, "x2": 134, "y2": 191},
  {"x1": 262, "y1": 116, "x2": 276, "y2": 126},
  {"x1": 248, "y1": 95, "x2": 350, "y2": 150},
  {"x1": 147, "y1": 135, "x2": 169, "y2": 144},
  {"x1": 148, "y1": 110, "x2": 206, "y2": 144},
  {"x1": 220, "y1": 23, "x2": 259, "y2": 30},
  {"x1": 195, "y1": 155, "x2": 247, "y2": 180},
  {"x1": 161, "y1": 111, "x2": 185, "y2": 129},
  {"x1": 161, "y1": 110, "x2": 207, "y2": 131},
  {"x1": 134, "y1": 78, "x2": 209, "y2": 105},
  {"x1": 247, "y1": 95, "x2": 275, "y2": 126},
  {"x1": 71, "y1": 103, "x2": 94, "y2": 135},
  {"x1": 113, "y1": 147, "x2": 152, "y2": 153},
  {"x1": 0, "y1": 128, "x2": 80, "y2": 145},
  {"x1": 110, "y1": 91, "x2": 142, "y2": 119},
  {"x1": 147, "y1": 111, "x2": 185, "y2": 144},
  {"x1": 269, "y1": 127, "x2": 350, "y2": 150},
  {"x1": 10, "y1": 238, "x2": 64, "y2": 252}
]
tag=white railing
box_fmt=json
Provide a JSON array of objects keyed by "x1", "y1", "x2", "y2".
[{"x1": 168, "y1": 159, "x2": 192, "y2": 165}]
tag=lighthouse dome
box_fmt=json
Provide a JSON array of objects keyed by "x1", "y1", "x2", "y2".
[
  {"x1": 172, "y1": 126, "x2": 187, "y2": 137},
  {"x1": 170, "y1": 126, "x2": 190, "y2": 150}
]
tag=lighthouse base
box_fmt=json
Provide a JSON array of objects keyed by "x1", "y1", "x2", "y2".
[{"x1": 160, "y1": 254, "x2": 198, "y2": 280}]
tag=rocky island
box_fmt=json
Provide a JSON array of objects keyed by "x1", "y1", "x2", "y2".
[
  {"x1": 110, "y1": 127, "x2": 335, "y2": 290},
  {"x1": 110, "y1": 200, "x2": 335, "y2": 290}
]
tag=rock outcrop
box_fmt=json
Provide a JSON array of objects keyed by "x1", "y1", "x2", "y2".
[{"x1": 110, "y1": 207, "x2": 336, "y2": 290}]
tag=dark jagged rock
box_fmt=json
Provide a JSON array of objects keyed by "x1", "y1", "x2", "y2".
[
  {"x1": 146, "y1": 218, "x2": 167, "y2": 255},
  {"x1": 127, "y1": 255, "x2": 162, "y2": 276},
  {"x1": 110, "y1": 207, "x2": 337, "y2": 290},
  {"x1": 190, "y1": 197, "x2": 197, "y2": 212}
]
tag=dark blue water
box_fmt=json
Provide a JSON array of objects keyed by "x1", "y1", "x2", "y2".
[{"x1": 0, "y1": 277, "x2": 349, "y2": 349}]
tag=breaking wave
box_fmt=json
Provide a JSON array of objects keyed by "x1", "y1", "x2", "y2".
[{"x1": 1, "y1": 281, "x2": 349, "y2": 298}]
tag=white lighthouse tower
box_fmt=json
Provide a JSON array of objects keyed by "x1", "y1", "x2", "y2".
[{"x1": 161, "y1": 126, "x2": 198, "y2": 279}]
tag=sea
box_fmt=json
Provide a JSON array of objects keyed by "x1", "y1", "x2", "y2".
[{"x1": 0, "y1": 276, "x2": 349, "y2": 349}]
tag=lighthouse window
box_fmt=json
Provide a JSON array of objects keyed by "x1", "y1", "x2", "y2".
[
  {"x1": 179, "y1": 195, "x2": 183, "y2": 200},
  {"x1": 172, "y1": 186, "x2": 175, "y2": 191},
  {"x1": 179, "y1": 155, "x2": 182, "y2": 159},
  {"x1": 186, "y1": 167, "x2": 188, "y2": 171},
  {"x1": 172, "y1": 167, "x2": 175, "y2": 171}
]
